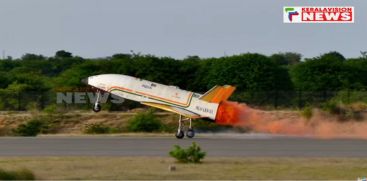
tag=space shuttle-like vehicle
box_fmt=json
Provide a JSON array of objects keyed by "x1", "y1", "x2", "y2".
[{"x1": 82, "y1": 74, "x2": 235, "y2": 139}]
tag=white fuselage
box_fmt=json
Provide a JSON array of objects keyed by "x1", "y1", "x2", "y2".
[{"x1": 86, "y1": 74, "x2": 219, "y2": 120}]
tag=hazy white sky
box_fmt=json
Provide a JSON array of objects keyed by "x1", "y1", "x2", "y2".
[{"x1": 0, "y1": 0, "x2": 365, "y2": 59}]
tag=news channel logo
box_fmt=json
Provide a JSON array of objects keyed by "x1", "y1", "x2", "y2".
[{"x1": 284, "y1": 6, "x2": 354, "y2": 23}]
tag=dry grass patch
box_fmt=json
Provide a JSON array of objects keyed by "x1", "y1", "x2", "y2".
[{"x1": 0, "y1": 157, "x2": 366, "y2": 180}]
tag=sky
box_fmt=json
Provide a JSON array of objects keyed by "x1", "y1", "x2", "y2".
[{"x1": 0, "y1": 0, "x2": 365, "y2": 59}]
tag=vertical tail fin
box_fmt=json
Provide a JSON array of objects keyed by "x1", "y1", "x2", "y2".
[{"x1": 200, "y1": 85, "x2": 236, "y2": 103}]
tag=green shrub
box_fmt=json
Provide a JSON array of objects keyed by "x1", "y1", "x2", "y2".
[
  {"x1": 300, "y1": 106, "x2": 313, "y2": 120},
  {"x1": 331, "y1": 90, "x2": 367, "y2": 104},
  {"x1": 322, "y1": 101, "x2": 363, "y2": 121},
  {"x1": 127, "y1": 111, "x2": 162, "y2": 132},
  {"x1": 324, "y1": 91, "x2": 367, "y2": 114},
  {"x1": 13, "y1": 119, "x2": 48, "y2": 136},
  {"x1": 169, "y1": 142, "x2": 206, "y2": 163},
  {"x1": 84, "y1": 123, "x2": 112, "y2": 134},
  {"x1": 43, "y1": 104, "x2": 57, "y2": 114},
  {"x1": 322, "y1": 101, "x2": 341, "y2": 114},
  {"x1": 341, "y1": 105, "x2": 363, "y2": 121},
  {"x1": 0, "y1": 168, "x2": 35, "y2": 180}
]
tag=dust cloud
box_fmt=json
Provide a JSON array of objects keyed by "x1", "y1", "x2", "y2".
[{"x1": 215, "y1": 101, "x2": 367, "y2": 139}]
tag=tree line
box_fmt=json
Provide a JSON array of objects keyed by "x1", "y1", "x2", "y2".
[{"x1": 0, "y1": 50, "x2": 366, "y2": 111}]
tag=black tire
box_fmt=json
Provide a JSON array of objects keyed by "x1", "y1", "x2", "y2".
[
  {"x1": 93, "y1": 104, "x2": 101, "y2": 112},
  {"x1": 175, "y1": 130, "x2": 184, "y2": 139},
  {"x1": 186, "y1": 129, "x2": 195, "y2": 138}
]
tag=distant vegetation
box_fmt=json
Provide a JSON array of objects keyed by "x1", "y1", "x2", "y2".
[
  {"x1": 12, "y1": 118, "x2": 49, "y2": 136},
  {"x1": 127, "y1": 110, "x2": 163, "y2": 132},
  {"x1": 84, "y1": 123, "x2": 120, "y2": 134},
  {"x1": 0, "y1": 50, "x2": 366, "y2": 111}
]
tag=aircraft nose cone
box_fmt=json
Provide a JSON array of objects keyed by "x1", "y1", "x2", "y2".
[{"x1": 81, "y1": 78, "x2": 88, "y2": 85}]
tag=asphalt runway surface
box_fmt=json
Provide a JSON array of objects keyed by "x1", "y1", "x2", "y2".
[{"x1": 1, "y1": 134, "x2": 367, "y2": 157}]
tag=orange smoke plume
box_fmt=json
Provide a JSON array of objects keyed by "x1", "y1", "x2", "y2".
[
  {"x1": 215, "y1": 101, "x2": 367, "y2": 139},
  {"x1": 215, "y1": 101, "x2": 247, "y2": 126}
]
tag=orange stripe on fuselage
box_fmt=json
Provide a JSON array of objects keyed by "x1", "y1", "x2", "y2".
[{"x1": 107, "y1": 86, "x2": 193, "y2": 106}]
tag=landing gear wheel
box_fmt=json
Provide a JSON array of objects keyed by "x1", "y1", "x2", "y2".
[
  {"x1": 175, "y1": 130, "x2": 184, "y2": 139},
  {"x1": 93, "y1": 90, "x2": 102, "y2": 112},
  {"x1": 186, "y1": 129, "x2": 195, "y2": 138},
  {"x1": 93, "y1": 104, "x2": 101, "y2": 112}
]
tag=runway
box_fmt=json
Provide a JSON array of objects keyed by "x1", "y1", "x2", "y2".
[{"x1": 1, "y1": 134, "x2": 367, "y2": 157}]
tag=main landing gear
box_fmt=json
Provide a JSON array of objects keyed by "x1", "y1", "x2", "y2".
[
  {"x1": 93, "y1": 90, "x2": 101, "y2": 112},
  {"x1": 175, "y1": 115, "x2": 195, "y2": 139}
]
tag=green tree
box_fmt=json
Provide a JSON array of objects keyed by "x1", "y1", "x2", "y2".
[
  {"x1": 0, "y1": 59, "x2": 17, "y2": 71},
  {"x1": 133, "y1": 55, "x2": 181, "y2": 85},
  {"x1": 54, "y1": 60, "x2": 102, "y2": 88},
  {"x1": 344, "y1": 58, "x2": 367, "y2": 90},
  {"x1": 270, "y1": 52, "x2": 302, "y2": 65},
  {"x1": 291, "y1": 52, "x2": 347, "y2": 92},
  {"x1": 6, "y1": 82, "x2": 28, "y2": 110},
  {"x1": 21, "y1": 53, "x2": 45, "y2": 60},
  {"x1": 177, "y1": 56, "x2": 201, "y2": 90},
  {"x1": 0, "y1": 72, "x2": 11, "y2": 88},
  {"x1": 55, "y1": 50, "x2": 73, "y2": 58},
  {"x1": 202, "y1": 53, "x2": 293, "y2": 106},
  {"x1": 109, "y1": 55, "x2": 136, "y2": 75}
]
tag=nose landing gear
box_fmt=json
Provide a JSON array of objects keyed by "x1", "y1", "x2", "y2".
[
  {"x1": 92, "y1": 90, "x2": 101, "y2": 112},
  {"x1": 93, "y1": 103, "x2": 101, "y2": 112},
  {"x1": 175, "y1": 115, "x2": 195, "y2": 139}
]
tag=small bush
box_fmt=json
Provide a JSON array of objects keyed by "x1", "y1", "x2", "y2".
[
  {"x1": 84, "y1": 123, "x2": 112, "y2": 134},
  {"x1": 43, "y1": 104, "x2": 57, "y2": 114},
  {"x1": 127, "y1": 110, "x2": 162, "y2": 132},
  {"x1": 13, "y1": 119, "x2": 48, "y2": 136},
  {"x1": 322, "y1": 101, "x2": 341, "y2": 114},
  {"x1": 0, "y1": 168, "x2": 35, "y2": 180},
  {"x1": 322, "y1": 101, "x2": 363, "y2": 121},
  {"x1": 341, "y1": 106, "x2": 363, "y2": 121},
  {"x1": 300, "y1": 106, "x2": 313, "y2": 120},
  {"x1": 331, "y1": 90, "x2": 367, "y2": 104},
  {"x1": 169, "y1": 142, "x2": 206, "y2": 163}
]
